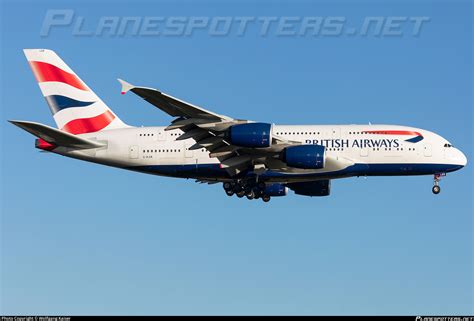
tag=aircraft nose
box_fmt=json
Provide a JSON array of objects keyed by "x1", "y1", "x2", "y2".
[{"x1": 455, "y1": 148, "x2": 468, "y2": 167}]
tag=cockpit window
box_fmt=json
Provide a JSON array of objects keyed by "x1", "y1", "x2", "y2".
[{"x1": 444, "y1": 143, "x2": 453, "y2": 148}]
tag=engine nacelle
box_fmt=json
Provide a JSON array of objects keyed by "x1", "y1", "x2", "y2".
[
  {"x1": 287, "y1": 180, "x2": 331, "y2": 197},
  {"x1": 263, "y1": 183, "x2": 288, "y2": 197},
  {"x1": 228, "y1": 122, "x2": 272, "y2": 148},
  {"x1": 283, "y1": 145, "x2": 326, "y2": 169}
]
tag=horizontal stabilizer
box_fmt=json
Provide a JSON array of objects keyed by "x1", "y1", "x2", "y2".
[{"x1": 9, "y1": 120, "x2": 105, "y2": 149}]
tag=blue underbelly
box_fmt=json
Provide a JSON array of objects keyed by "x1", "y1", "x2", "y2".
[{"x1": 126, "y1": 163, "x2": 463, "y2": 180}]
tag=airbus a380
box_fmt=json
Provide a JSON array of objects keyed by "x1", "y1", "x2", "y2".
[{"x1": 11, "y1": 49, "x2": 467, "y2": 202}]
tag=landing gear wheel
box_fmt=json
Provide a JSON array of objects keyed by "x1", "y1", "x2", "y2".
[
  {"x1": 262, "y1": 195, "x2": 271, "y2": 202},
  {"x1": 226, "y1": 190, "x2": 234, "y2": 196},
  {"x1": 253, "y1": 189, "x2": 260, "y2": 199},
  {"x1": 223, "y1": 182, "x2": 232, "y2": 191},
  {"x1": 246, "y1": 190, "x2": 255, "y2": 200},
  {"x1": 253, "y1": 187, "x2": 263, "y2": 197},
  {"x1": 236, "y1": 190, "x2": 245, "y2": 198},
  {"x1": 432, "y1": 185, "x2": 441, "y2": 195}
]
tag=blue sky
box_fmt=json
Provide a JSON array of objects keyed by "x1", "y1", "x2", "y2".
[{"x1": 1, "y1": 0, "x2": 472, "y2": 315}]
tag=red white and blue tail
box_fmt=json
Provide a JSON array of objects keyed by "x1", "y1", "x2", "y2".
[{"x1": 23, "y1": 49, "x2": 128, "y2": 134}]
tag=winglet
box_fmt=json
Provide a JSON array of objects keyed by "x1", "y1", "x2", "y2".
[{"x1": 118, "y1": 78, "x2": 134, "y2": 95}]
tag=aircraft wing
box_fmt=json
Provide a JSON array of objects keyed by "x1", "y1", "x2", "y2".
[
  {"x1": 118, "y1": 79, "x2": 232, "y2": 122},
  {"x1": 118, "y1": 79, "x2": 320, "y2": 176}
]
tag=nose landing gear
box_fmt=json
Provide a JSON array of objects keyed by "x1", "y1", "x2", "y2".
[{"x1": 432, "y1": 173, "x2": 445, "y2": 195}]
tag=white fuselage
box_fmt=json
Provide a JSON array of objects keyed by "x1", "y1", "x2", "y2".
[{"x1": 50, "y1": 124, "x2": 467, "y2": 183}]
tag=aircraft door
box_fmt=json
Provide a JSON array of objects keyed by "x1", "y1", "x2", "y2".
[
  {"x1": 157, "y1": 129, "x2": 166, "y2": 141},
  {"x1": 360, "y1": 147, "x2": 369, "y2": 157},
  {"x1": 423, "y1": 143, "x2": 432, "y2": 157},
  {"x1": 129, "y1": 145, "x2": 139, "y2": 159}
]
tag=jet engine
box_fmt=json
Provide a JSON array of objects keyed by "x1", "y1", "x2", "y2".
[
  {"x1": 282, "y1": 145, "x2": 326, "y2": 169},
  {"x1": 263, "y1": 183, "x2": 288, "y2": 197},
  {"x1": 228, "y1": 122, "x2": 272, "y2": 148}
]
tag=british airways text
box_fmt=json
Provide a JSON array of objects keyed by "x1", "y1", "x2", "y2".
[{"x1": 305, "y1": 139, "x2": 400, "y2": 148}]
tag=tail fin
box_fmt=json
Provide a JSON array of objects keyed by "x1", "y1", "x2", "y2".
[{"x1": 23, "y1": 49, "x2": 128, "y2": 134}]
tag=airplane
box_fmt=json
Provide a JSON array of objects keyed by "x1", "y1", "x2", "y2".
[{"x1": 10, "y1": 49, "x2": 468, "y2": 202}]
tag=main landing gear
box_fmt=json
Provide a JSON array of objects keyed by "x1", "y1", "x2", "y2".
[
  {"x1": 223, "y1": 181, "x2": 270, "y2": 202},
  {"x1": 432, "y1": 173, "x2": 445, "y2": 195}
]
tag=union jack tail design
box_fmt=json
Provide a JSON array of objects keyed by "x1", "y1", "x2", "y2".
[{"x1": 23, "y1": 49, "x2": 128, "y2": 134}]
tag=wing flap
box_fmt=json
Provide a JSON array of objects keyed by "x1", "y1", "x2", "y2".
[
  {"x1": 176, "y1": 128, "x2": 209, "y2": 141},
  {"x1": 220, "y1": 155, "x2": 252, "y2": 169}
]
